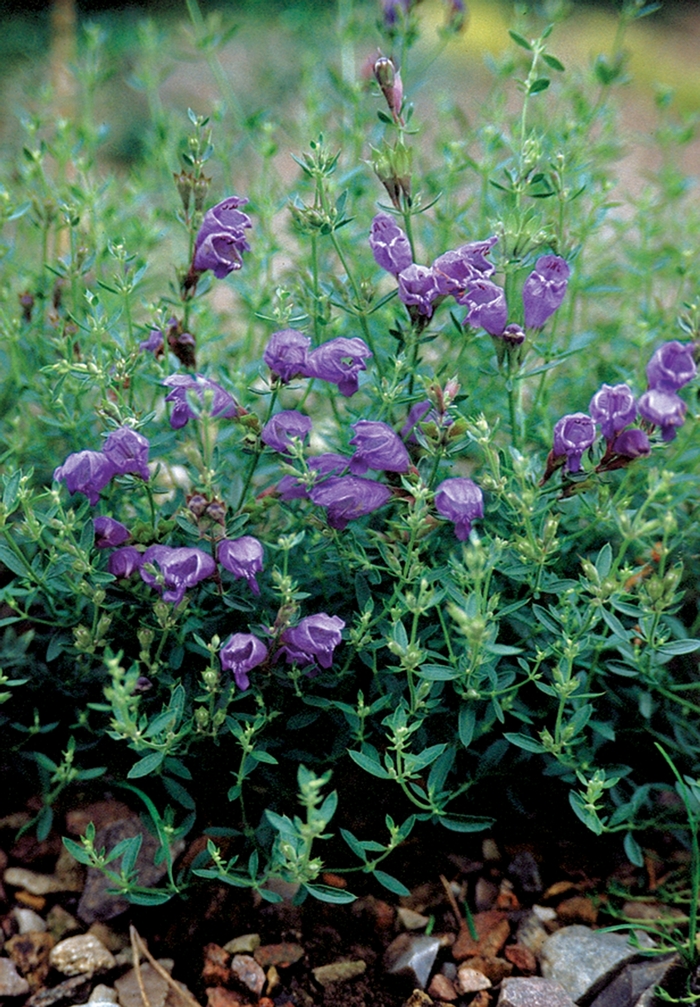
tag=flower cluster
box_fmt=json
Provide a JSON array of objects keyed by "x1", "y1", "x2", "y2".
[
  {"x1": 263, "y1": 331, "x2": 372, "y2": 398},
  {"x1": 54, "y1": 428, "x2": 150, "y2": 505}
]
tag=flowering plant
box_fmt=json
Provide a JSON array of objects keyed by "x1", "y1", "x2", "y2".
[{"x1": 0, "y1": 0, "x2": 699, "y2": 909}]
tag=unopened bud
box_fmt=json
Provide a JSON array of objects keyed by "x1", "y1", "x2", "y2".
[{"x1": 374, "y1": 55, "x2": 404, "y2": 122}]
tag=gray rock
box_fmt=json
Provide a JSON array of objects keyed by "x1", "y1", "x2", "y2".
[
  {"x1": 584, "y1": 954, "x2": 680, "y2": 1007},
  {"x1": 498, "y1": 977, "x2": 577, "y2": 1006},
  {"x1": 507, "y1": 850, "x2": 543, "y2": 895},
  {"x1": 115, "y1": 963, "x2": 169, "y2": 1007},
  {"x1": 88, "y1": 984, "x2": 119, "y2": 1003},
  {"x1": 13, "y1": 907, "x2": 47, "y2": 934},
  {"x1": 540, "y1": 925, "x2": 655, "y2": 1003},
  {"x1": 229, "y1": 953, "x2": 265, "y2": 995},
  {"x1": 0, "y1": 956, "x2": 30, "y2": 996},
  {"x1": 397, "y1": 907, "x2": 430, "y2": 931},
  {"x1": 516, "y1": 911, "x2": 550, "y2": 958},
  {"x1": 385, "y1": 933, "x2": 444, "y2": 989},
  {"x1": 49, "y1": 934, "x2": 116, "y2": 976}
]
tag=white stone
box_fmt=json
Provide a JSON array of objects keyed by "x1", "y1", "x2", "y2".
[
  {"x1": 4, "y1": 866, "x2": 66, "y2": 895},
  {"x1": 13, "y1": 907, "x2": 47, "y2": 933},
  {"x1": 50, "y1": 934, "x2": 116, "y2": 976}
]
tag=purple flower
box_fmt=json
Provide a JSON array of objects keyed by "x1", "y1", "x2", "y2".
[
  {"x1": 646, "y1": 341, "x2": 697, "y2": 392},
  {"x1": 611, "y1": 428, "x2": 651, "y2": 459},
  {"x1": 401, "y1": 400, "x2": 432, "y2": 442},
  {"x1": 305, "y1": 337, "x2": 372, "y2": 397},
  {"x1": 94, "y1": 517, "x2": 130, "y2": 549},
  {"x1": 218, "y1": 536, "x2": 264, "y2": 595},
  {"x1": 280, "y1": 613, "x2": 345, "y2": 670},
  {"x1": 163, "y1": 374, "x2": 240, "y2": 429},
  {"x1": 220, "y1": 632, "x2": 268, "y2": 691},
  {"x1": 103, "y1": 427, "x2": 150, "y2": 481},
  {"x1": 638, "y1": 388, "x2": 687, "y2": 441},
  {"x1": 432, "y1": 236, "x2": 498, "y2": 296},
  {"x1": 522, "y1": 254, "x2": 571, "y2": 330},
  {"x1": 53, "y1": 450, "x2": 116, "y2": 506},
  {"x1": 459, "y1": 279, "x2": 508, "y2": 336},
  {"x1": 140, "y1": 544, "x2": 217, "y2": 606},
  {"x1": 382, "y1": 0, "x2": 412, "y2": 27},
  {"x1": 552, "y1": 413, "x2": 597, "y2": 472},
  {"x1": 434, "y1": 477, "x2": 484, "y2": 541},
  {"x1": 139, "y1": 329, "x2": 164, "y2": 356},
  {"x1": 349, "y1": 420, "x2": 410, "y2": 474},
  {"x1": 107, "y1": 546, "x2": 143, "y2": 578},
  {"x1": 263, "y1": 329, "x2": 311, "y2": 383},
  {"x1": 369, "y1": 212, "x2": 413, "y2": 276},
  {"x1": 397, "y1": 264, "x2": 440, "y2": 318},
  {"x1": 261, "y1": 410, "x2": 312, "y2": 454},
  {"x1": 278, "y1": 453, "x2": 350, "y2": 501},
  {"x1": 193, "y1": 196, "x2": 252, "y2": 278},
  {"x1": 589, "y1": 383, "x2": 637, "y2": 442},
  {"x1": 310, "y1": 475, "x2": 392, "y2": 530}
]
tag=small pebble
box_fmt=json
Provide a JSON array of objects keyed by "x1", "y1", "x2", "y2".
[
  {"x1": 223, "y1": 934, "x2": 260, "y2": 955},
  {"x1": 397, "y1": 907, "x2": 429, "y2": 931},
  {"x1": 0, "y1": 957, "x2": 30, "y2": 997},
  {"x1": 13, "y1": 907, "x2": 47, "y2": 934},
  {"x1": 254, "y1": 942, "x2": 304, "y2": 969},
  {"x1": 50, "y1": 934, "x2": 116, "y2": 976},
  {"x1": 428, "y1": 972, "x2": 458, "y2": 1001},
  {"x1": 312, "y1": 960, "x2": 366, "y2": 986},
  {"x1": 230, "y1": 954, "x2": 265, "y2": 995},
  {"x1": 4, "y1": 867, "x2": 67, "y2": 896},
  {"x1": 88, "y1": 984, "x2": 119, "y2": 1003},
  {"x1": 456, "y1": 965, "x2": 492, "y2": 993},
  {"x1": 46, "y1": 905, "x2": 81, "y2": 942}
]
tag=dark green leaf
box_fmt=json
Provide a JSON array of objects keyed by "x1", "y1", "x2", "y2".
[
  {"x1": 508, "y1": 29, "x2": 532, "y2": 50},
  {"x1": 348, "y1": 749, "x2": 392, "y2": 779},
  {"x1": 542, "y1": 53, "x2": 565, "y2": 71},
  {"x1": 504, "y1": 732, "x2": 546, "y2": 754},
  {"x1": 528, "y1": 78, "x2": 550, "y2": 95},
  {"x1": 373, "y1": 870, "x2": 411, "y2": 896},
  {"x1": 302, "y1": 883, "x2": 356, "y2": 904},
  {"x1": 127, "y1": 750, "x2": 165, "y2": 779}
]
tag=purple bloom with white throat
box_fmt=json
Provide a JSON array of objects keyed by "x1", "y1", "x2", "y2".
[
  {"x1": 107, "y1": 546, "x2": 143, "y2": 579},
  {"x1": 53, "y1": 450, "x2": 116, "y2": 506},
  {"x1": 218, "y1": 536, "x2": 264, "y2": 595},
  {"x1": 349, "y1": 420, "x2": 410, "y2": 474},
  {"x1": 310, "y1": 475, "x2": 392, "y2": 530},
  {"x1": 397, "y1": 264, "x2": 439, "y2": 318},
  {"x1": 305, "y1": 337, "x2": 372, "y2": 397},
  {"x1": 140, "y1": 544, "x2": 216, "y2": 607},
  {"x1": 94, "y1": 517, "x2": 130, "y2": 549},
  {"x1": 638, "y1": 388, "x2": 687, "y2": 441},
  {"x1": 459, "y1": 279, "x2": 508, "y2": 336},
  {"x1": 280, "y1": 613, "x2": 345, "y2": 670},
  {"x1": 611, "y1": 428, "x2": 651, "y2": 459},
  {"x1": 103, "y1": 427, "x2": 150, "y2": 481},
  {"x1": 552, "y1": 413, "x2": 596, "y2": 473},
  {"x1": 261, "y1": 410, "x2": 312, "y2": 454},
  {"x1": 192, "y1": 196, "x2": 252, "y2": 279},
  {"x1": 432, "y1": 236, "x2": 498, "y2": 296},
  {"x1": 263, "y1": 329, "x2": 311, "y2": 384},
  {"x1": 522, "y1": 254, "x2": 570, "y2": 330},
  {"x1": 589, "y1": 383, "x2": 637, "y2": 442},
  {"x1": 220, "y1": 632, "x2": 268, "y2": 691},
  {"x1": 646, "y1": 341, "x2": 697, "y2": 392},
  {"x1": 369, "y1": 212, "x2": 413, "y2": 276},
  {"x1": 164, "y1": 374, "x2": 240, "y2": 430},
  {"x1": 434, "y1": 477, "x2": 484, "y2": 541}
]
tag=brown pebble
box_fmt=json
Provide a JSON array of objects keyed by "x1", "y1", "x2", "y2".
[
  {"x1": 205, "y1": 987, "x2": 252, "y2": 1007},
  {"x1": 556, "y1": 895, "x2": 598, "y2": 925},
  {"x1": 202, "y1": 943, "x2": 231, "y2": 985},
  {"x1": 6, "y1": 931, "x2": 55, "y2": 991},
  {"x1": 504, "y1": 943, "x2": 537, "y2": 974},
  {"x1": 461, "y1": 955, "x2": 512, "y2": 984},
  {"x1": 15, "y1": 891, "x2": 46, "y2": 911},
  {"x1": 456, "y1": 965, "x2": 492, "y2": 993},
  {"x1": 452, "y1": 911, "x2": 510, "y2": 961},
  {"x1": 254, "y1": 942, "x2": 304, "y2": 969},
  {"x1": 427, "y1": 972, "x2": 458, "y2": 1001},
  {"x1": 320, "y1": 872, "x2": 347, "y2": 888},
  {"x1": 471, "y1": 991, "x2": 492, "y2": 1007}
]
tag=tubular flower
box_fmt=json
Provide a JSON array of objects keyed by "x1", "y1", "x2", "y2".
[
  {"x1": 263, "y1": 329, "x2": 312, "y2": 384},
  {"x1": 94, "y1": 517, "x2": 130, "y2": 549},
  {"x1": 163, "y1": 374, "x2": 240, "y2": 430},
  {"x1": 192, "y1": 196, "x2": 252, "y2": 278},
  {"x1": 140, "y1": 545, "x2": 217, "y2": 606},
  {"x1": 432, "y1": 236, "x2": 497, "y2": 296},
  {"x1": 610, "y1": 428, "x2": 651, "y2": 459},
  {"x1": 218, "y1": 536, "x2": 264, "y2": 595},
  {"x1": 261, "y1": 410, "x2": 312, "y2": 454},
  {"x1": 103, "y1": 427, "x2": 150, "y2": 481},
  {"x1": 369, "y1": 212, "x2": 413, "y2": 275},
  {"x1": 646, "y1": 341, "x2": 697, "y2": 392},
  {"x1": 589, "y1": 384, "x2": 637, "y2": 442},
  {"x1": 459, "y1": 279, "x2": 508, "y2": 336},
  {"x1": 107, "y1": 546, "x2": 143, "y2": 579},
  {"x1": 53, "y1": 450, "x2": 116, "y2": 506},
  {"x1": 280, "y1": 613, "x2": 346, "y2": 670},
  {"x1": 220, "y1": 633, "x2": 268, "y2": 691},
  {"x1": 638, "y1": 389, "x2": 687, "y2": 441},
  {"x1": 349, "y1": 420, "x2": 410, "y2": 474},
  {"x1": 397, "y1": 264, "x2": 440, "y2": 317},
  {"x1": 522, "y1": 254, "x2": 570, "y2": 330},
  {"x1": 310, "y1": 475, "x2": 392, "y2": 530},
  {"x1": 552, "y1": 413, "x2": 597, "y2": 473},
  {"x1": 305, "y1": 337, "x2": 372, "y2": 397},
  {"x1": 434, "y1": 477, "x2": 484, "y2": 541}
]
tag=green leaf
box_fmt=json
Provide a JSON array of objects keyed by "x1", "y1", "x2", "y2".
[
  {"x1": 601, "y1": 608, "x2": 629, "y2": 641},
  {"x1": 127, "y1": 750, "x2": 165, "y2": 779},
  {"x1": 249, "y1": 749, "x2": 279, "y2": 765},
  {"x1": 624, "y1": 832, "x2": 643, "y2": 867},
  {"x1": 373, "y1": 870, "x2": 411, "y2": 896},
  {"x1": 162, "y1": 775, "x2": 196, "y2": 810},
  {"x1": 3, "y1": 471, "x2": 21, "y2": 511},
  {"x1": 302, "y1": 883, "x2": 356, "y2": 904},
  {"x1": 437, "y1": 814, "x2": 494, "y2": 833},
  {"x1": 595, "y1": 543, "x2": 612, "y2": 578},
  {"x1": 508, "y1": 29, "x2": 532, "y2": 50},
  {"x1": 504, "y1": 732, "x2": 546, "y2": 754},
  {"x1": 528, "y1": 77, "x2": 550, "y2": 95},
  {"x1": 418, "y1": 663, "x2": 457, "y2": 681},
  {"x1": 657, "y1": 639, "x2": 700, "y2": 656},
  {"x1": 127, "y1": 889, "x2": 175, "y2": 906},
  {"x1": 0, "y1": 543, "x2": 29, "y2": 578},
  {"x1": 405, "y1": 744, "x2": 446, "y2": 774},
  {"x1": 569, "y1": 792, "x2": 604, "y2": 835},
  {"x1": 62, "y1": 836, "x2": 93, "y2": 866},
  {"x1": 542, "y1": 53, "x2": 565, "y2": 71},
  {"x1": 348, "y1": 749, "x2": 392, "y2": 780},
  {"x1": 458, "y1": 705, "x2": 475, "y2": 748},
  {"x1": 36, "y1": 805, "x2": 53, "y2": 842},
  {"x1": 340, "y1": 828, "x2": 368, "y2": 862}
]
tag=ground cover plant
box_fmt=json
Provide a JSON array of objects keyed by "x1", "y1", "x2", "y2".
[{"x1": 1, "y1": 0, "x2": 700, "y2": 969}]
